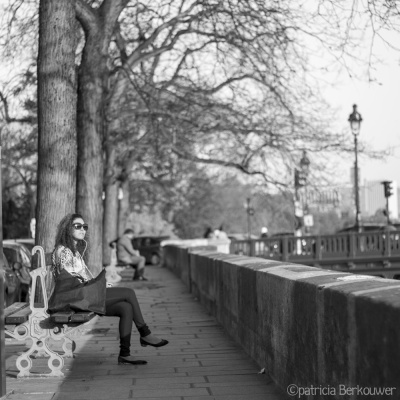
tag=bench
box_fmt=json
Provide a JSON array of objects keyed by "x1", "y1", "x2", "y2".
[{"x1": 5, "y1": 246, "x2": 97, "y2": 378}]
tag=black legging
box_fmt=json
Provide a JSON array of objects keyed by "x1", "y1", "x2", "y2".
[{"x1": 104, "y1": 287, "x2": 151, "y2": 357}]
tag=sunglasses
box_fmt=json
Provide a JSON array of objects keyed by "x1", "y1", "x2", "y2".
[{"x1": 72, "y1": 223, "x2": 89, "y2": 231}]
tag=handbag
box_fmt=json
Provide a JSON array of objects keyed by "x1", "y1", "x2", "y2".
[{"x1": 47, "y1": 268, "x2": 107, "y2": 315}]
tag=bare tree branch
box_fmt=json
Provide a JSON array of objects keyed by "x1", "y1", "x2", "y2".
[{"x1": 0, "y1": 90, "x2": 36, "y2": 124}]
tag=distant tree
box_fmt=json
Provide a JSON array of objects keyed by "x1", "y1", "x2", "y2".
[
  {"x1": 171, "y1": 174, "x2": 297, "y2": 238},
  {"x1": 365, "y1": 209, "x2": 388, "y2": 224},
  {"x1": 125, "y1": 210, "x2": 177, "y2": 238},
  {"x1": 3, "y1": 198, "x2": 30, "y2": 239},
  {"x1": 252, "y1": 192, "x2": 295, "y2": 235},
  {"x1": 311, "y1": 210, "x2": 342, "y2": 235},
  {"x1": 172, "y1": 172, "x2": 221, "y2": 239},
  {"x1": 0, "y1": 52, "x2": 38, "y2": 238},
  {"x1": 1, "y1": 124, "x2": 37, "y2": 238}
]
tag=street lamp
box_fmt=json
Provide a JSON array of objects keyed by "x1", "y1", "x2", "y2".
[
  {"x1": 300, "y1": 150, "x2": 310, "y2": 179},
  {"x1": 294, "y1": 151, "x2": 311, "y2": 236},
  {"x1": 300, "y1": 151, "x2": 311, "y2": 233},
  {"x1": 243, "y1": 198, "x2": 254, "y2": 240},
  {"x1": 348, "y1": 104, "x2": 363, "y2": 232}
]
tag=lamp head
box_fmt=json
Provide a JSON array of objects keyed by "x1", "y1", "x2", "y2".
[
  {"x1": 300, "y1": 150, "x2": 310, "y2": 175},
  {"x1": 348, "y1": 104, "x2": 363, "y2": 136}
]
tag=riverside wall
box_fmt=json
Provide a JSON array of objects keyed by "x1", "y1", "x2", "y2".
[{"x1": 163, "y1": 245, "x2": 400, "y2": 399}]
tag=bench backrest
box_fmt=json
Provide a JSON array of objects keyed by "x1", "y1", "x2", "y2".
[
  {"x1": 30, "y1": 246, "x2": 54, "y2": 312},
  {"x1": 30, "y1": 246, "x2": 97, "y2": 324}
]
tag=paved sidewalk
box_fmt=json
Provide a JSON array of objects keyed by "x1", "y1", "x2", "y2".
[{"x1": 4, "y1": 266, "x2": 287, "y2": 400}]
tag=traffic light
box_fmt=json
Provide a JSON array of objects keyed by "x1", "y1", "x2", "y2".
[
  {"x1": 382, "y1": 181, "x2": 393, "y2": 198},
  {"x1": 294, "y1": 168, "x2": 306, "y2": 188}
]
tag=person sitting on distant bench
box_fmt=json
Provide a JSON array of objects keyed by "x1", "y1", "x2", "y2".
[{"x1": 117, "y1": 229, "x2": 147, "y2": 281}]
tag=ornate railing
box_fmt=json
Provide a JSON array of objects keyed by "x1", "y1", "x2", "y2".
[{"x1": 230, "y1": 230, "x2": 400, "y2": 279}]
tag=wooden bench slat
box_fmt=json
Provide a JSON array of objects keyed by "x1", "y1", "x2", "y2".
[
  {"x1": 70, "y1": 312, "x2": 95, "y2": 323},
  {"x1": 50, "y1": 311, "x2": 95, "y2": 323},
  {"x1": 50, "y1": 311, "x2": 75, "y2": 323},
  {"x1": 6, "y1": 307, "x2": 32, "y2": 324},
  {"x1": 5, "y1": 324, "x2": 17, "y2": 332},
  {"x1": 4, "y1": 302, "x2": 29, "y2": 318}
]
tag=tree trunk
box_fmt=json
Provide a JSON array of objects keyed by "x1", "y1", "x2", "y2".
[
  {"x1": 102, "y1": 145, "x2": 119, "y2": 265},
  {"x1": 118, "y1": 180, "x2": 130, "y2": 236},
  {"x1": 36, "y1": 0, "x2": 77, "y2": 252},
  {"x1": 75, "y1": 0, "x2": 130, "y2": 273},
  {"x1": 76, "y1": 30, "x2": 106, "y2": 273}
]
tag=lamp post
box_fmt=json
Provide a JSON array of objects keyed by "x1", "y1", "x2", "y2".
[
  {"x1": 300, "y1": 151, "x2": 310, "y2": 176},
  {"x1": 300, "y1": 150, "x2": 311, "y2": 233},
  {"x1": 244, "y1": 198, "x2": 254, "y2": 240},
  {"x1": 348, "y1": 104, "x2": 363, "y2": 232},
  {"x1": 294, "y1": 151, "x2": 311, "y2": 239},
  {"x1": 300, "y1": 150, "x2": 310, "y2": 196}
]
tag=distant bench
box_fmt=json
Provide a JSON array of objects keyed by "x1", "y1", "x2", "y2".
[{"x1": 4, "y1": 246, "x2": 97, "y2": 378}]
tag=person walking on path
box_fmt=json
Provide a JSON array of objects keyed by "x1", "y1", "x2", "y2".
[
  {"x1": 52, "y1": 213, "x2": 169, "y2": 365},
  {"x1": 117, "y1": 229, "x2": 147, "y2": 281}
]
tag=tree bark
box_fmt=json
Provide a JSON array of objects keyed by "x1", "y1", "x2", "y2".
[
  {"x1": 36, "y1": 0, "x2": 77, "y2": 252},
  {"x1": 118, "y1": 179, "x2": 130, "y2": 236},
  {"x1": 102, "y1": 145, "x2": 119, "y2": 265},
  {"x1": 76, "y1": 30, "x2": 105, "y2": 272},
  {"x1": 75, "y1": 0, "x2": 128, "y2": 273}
]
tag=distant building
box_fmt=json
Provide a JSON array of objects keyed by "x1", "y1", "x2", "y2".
[
  {"x1": 301, "y1": 169, "x2": 399, "y2": 223},
  {"x1": 300, "y1": 188, "x2": 340, "y2": 213},
  {"x1": 335, "y1": 185, "x2": 354, "y2": 219},
  {"x1": 360, "y1": 180, "x2": 398, "y2": 219}
]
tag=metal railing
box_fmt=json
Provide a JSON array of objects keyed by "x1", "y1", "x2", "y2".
[{"x1": 230, "y1": 230, "x2": 400, "y2": 279}]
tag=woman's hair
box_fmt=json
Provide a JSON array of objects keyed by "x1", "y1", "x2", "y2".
[{"x1": 54, "y1": 213, "x2": 88, "y2": 257}]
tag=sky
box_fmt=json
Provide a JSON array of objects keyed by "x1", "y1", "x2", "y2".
[{"x1": 323, "y1": 37, "x2": 400, "y2": 187}]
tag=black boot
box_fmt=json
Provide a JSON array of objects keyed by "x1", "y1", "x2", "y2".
[
  {"x1": 119, "y1": 334, "x2": 147, "y2": 365},
  {"x1": 138, "y1": 325, "x2": 151, "y2": 337},
  {"x1": 118, "y1": 355, "x2": 147, "y2": 365}
]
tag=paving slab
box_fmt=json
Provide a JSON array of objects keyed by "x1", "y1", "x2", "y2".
[{"x1": 4, "y1": 265, "x2": 287, "y2": 400}]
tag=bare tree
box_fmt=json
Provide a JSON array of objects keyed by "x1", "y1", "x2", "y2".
[
  {"x1": 95, "y1": 0, "x2": 356, "y2": 263},
  {"x1": 3, "y1": 0, "x2": 397, "y2": 263}
]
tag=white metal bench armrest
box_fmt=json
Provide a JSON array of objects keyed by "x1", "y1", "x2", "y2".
[{"x1": 30, "y1": 245, "x2": 52, "y2": 312}]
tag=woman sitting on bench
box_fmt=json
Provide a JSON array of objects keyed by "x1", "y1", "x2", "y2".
[{"x1": 52, "y1": 213, "x2": 169, "y2": 365}]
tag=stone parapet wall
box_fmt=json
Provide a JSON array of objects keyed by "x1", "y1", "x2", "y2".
[
  {"x1": 163, "y1": 245, "x2": 400, "y2": 398},
  {"x1": 162, "y1": 238, "x2": 230, "y2": 254}
]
